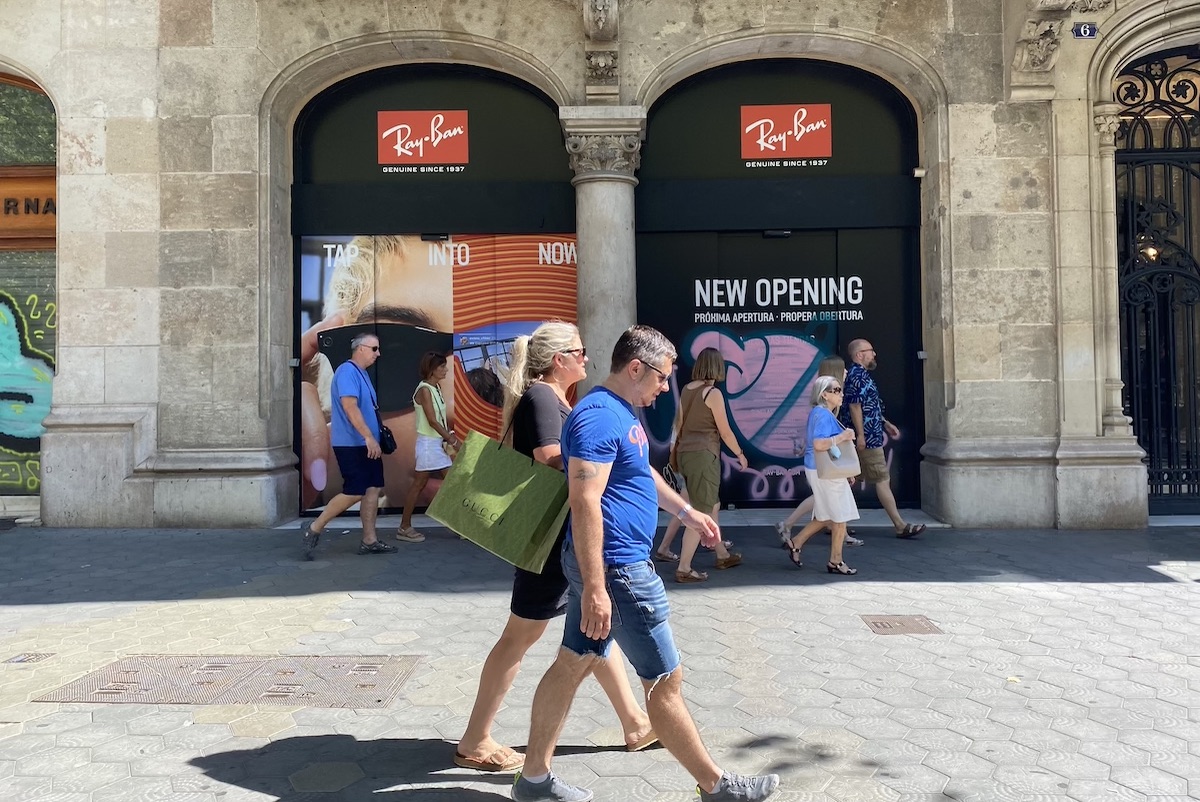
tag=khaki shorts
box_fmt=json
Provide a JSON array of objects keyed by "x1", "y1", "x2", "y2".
[
  {"x1": 858, "y1": 447, "x2": 891, "y2": 484},
  {"x1": 678, "y1": 449, "x2": 721, "y2": 512}
]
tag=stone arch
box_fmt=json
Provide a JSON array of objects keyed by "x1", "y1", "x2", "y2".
[
  {"x1": 633, "y1": 29, "x2": 958, "y2": 417},
  {"x1": 255, "y1": 32, "x2": 572, "y2": 419},
  {"x1": 1090, "y1": 2, "x2": 1200, "y2": 101}
]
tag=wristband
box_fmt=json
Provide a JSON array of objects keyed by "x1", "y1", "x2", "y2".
[{"x1": 676, "y1": 503, "x2": 692, "y2": 521}]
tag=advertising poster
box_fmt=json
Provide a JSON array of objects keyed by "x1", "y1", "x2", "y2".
[
  {"x1": 297, "y1": 234, "x2": 577, "y2": 513},
  {"x1": 637, "y1": 230, "x2": 920, "y2": 508}
]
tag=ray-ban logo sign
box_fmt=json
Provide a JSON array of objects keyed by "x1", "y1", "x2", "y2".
[
  {"x1": 740, "y1": 104, "x2": 832, "y2": 159},
  {"x1": 378, "y1": 111, "x2": 469, "y2": 165}
]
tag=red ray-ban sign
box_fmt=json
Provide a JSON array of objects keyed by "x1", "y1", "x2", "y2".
[
  {"x1": 740, "y1": 104, "x2": 832, "y2": 159},
  {"x1": 378, "y1": 111, "x2": 469, "y2": 165}
]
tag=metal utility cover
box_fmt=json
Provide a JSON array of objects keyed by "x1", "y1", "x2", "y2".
[
  {"x1": 35, "y1": 655, "x2": 420, "y2": 708},
  {"x1": 860, "y1": 615, "x2": 942, "y2": 635}
]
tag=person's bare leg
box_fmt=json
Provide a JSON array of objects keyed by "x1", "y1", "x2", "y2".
[
  {"x1": 458, "y1": 615, "x2": 549, "y2": 760},
  {"x1": 676, "y1": 527, "x2": 704, "y2": 575},
  {"x1": 400, "y1": 472, "x2": 431, "y2": 530},
  {"x1": 641, "y1": 667, "x2": 722, "y2": 793},
  {"x1": 360, "y1": 486, "x2": 381, "y2": 544},
  {"x1": 789, "y1": 517, "x2": 827, "y2": 550},
  {"x1": 781, "y1": 495, "x2": 815, "y2": 529},
  {"x1": 828, "y1": 521, "x2": 846, "y2": 566},
  {"x1": 657, "y1": 516, "x2": 682, "y2": 557},
  {"x1": 522, "y1": 648, "x2": 599, "y2": 776},
  {"x1": 874, "y1": 479, "x2": 907, "y2": 530},
  {"x1": 310, "y1": 492, "x2": 363, "y2": 533},
  {"x1": 710, "y1": 504, "x2": 731, "y2": 560},
  {"x1": 589, "y1": 642, "x2": 652, "y2": 747}
]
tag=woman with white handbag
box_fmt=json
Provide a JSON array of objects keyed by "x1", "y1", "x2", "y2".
[{"x1": 783, "y1": 374, "x2": 861, "y2": 575}]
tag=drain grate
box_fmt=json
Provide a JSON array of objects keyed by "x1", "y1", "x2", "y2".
[
  {"x1": 35, "y1": 655, "x2": 421, "y2": 708},
  {"x1": 860, "y1": 615, "x2": 942, "y2": 635},
  {"x1": 4, "y1": 653, "x2": 54, "y2": 664}
]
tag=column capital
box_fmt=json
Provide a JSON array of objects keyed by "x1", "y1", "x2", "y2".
[
  {"x1": 1092, "y1": 101, "x2": 1123, "y2": 150},
  {"x1": 560, "y1": 106, "x2": 647, "y2": 182}
]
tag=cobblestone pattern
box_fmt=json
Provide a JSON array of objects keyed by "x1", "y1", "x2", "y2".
[{"x1": 1, "y1": 525, "x2": 1199, "y2": 801}]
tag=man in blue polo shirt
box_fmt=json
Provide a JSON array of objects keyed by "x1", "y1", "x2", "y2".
[
  {"x1": 511, "y1": 326, "x2": 779, "y2": 802},
  {"x1": 301, "y1": 331, "x2": 398, "y2": 559}
]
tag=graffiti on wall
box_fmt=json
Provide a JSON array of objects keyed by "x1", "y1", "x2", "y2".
[{"x1": 0, "y1": 285, "x2": 54, "y2": 494}]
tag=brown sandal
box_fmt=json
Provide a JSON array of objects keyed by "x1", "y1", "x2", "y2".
[
  {"x1": 653, "y1": 549, "x2": 679, "y2": 562},
  {"x1": 674, "y1": 569, "x2": 709, "y2": 583}
]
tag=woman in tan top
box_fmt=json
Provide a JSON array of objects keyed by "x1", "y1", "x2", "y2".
[{"x1": 663, "y1": 347, "x2": 749, "y2": 583}]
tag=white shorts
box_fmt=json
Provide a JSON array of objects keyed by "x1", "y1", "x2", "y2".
[
  {"x1": 805, "y1": 468, "x2": 860, "y2": 524},
  {"x1": 414, "y1": 434, "x2": 453, "y2": 473}
]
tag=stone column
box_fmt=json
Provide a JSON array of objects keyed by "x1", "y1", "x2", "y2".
[
  {"x1": 560, "y1": 107, "x2": 646, "y2": 389},
  {"x1": 1092, "y1": 102, "x2": 1132, "y2": 436}
]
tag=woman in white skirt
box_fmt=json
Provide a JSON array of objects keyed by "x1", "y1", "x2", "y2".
[
  {"x1": 397, "y1": 351, "x2": 459, "y2": 542},
  {"x1": 783, "y1": 374, "x2": 860, "y2": 575}
]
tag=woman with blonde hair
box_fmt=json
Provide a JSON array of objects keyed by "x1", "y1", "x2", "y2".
[
  {"x1": 455, "y1": 321, "x2": 655, "y2": 773},
  {"x1": 783, "y1": 374, "x2": 860, "y2": 575},
  {"x1": 775, "y1": 354, "x2": 864, "y2": 546},
  {"x1": 663, "y1": 347, "x2": 748, "y2": 583}
]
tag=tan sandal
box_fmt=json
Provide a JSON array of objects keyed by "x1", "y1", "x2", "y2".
[{"x1": 674, "y1": 569, "x2": 708, "y2": 583}]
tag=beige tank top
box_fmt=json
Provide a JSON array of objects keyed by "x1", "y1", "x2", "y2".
[{"x1": 675, "y1": 384, "x2": 719, "y2": 454}]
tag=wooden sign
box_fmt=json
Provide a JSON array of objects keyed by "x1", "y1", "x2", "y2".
[{"x1": 0, "y1": 167, "x2": 56, "y2": 242}]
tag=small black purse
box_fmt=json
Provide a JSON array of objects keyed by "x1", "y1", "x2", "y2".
[{"x1": 379, "y1": 424, "x2": 397, "y2": 455}]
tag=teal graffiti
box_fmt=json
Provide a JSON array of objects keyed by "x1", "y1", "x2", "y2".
[{"x1": 0, "y1": 290, "x2": 53, "y2": 456}]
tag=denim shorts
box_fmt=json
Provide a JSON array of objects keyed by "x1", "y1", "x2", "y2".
[{"x1": 560, "y1": 540, "x2": 681, "y2": 681}]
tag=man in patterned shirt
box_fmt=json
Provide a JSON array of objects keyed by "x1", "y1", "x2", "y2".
[{"x1": 842, "y1": 339, "x2": 926, "y2": 539}]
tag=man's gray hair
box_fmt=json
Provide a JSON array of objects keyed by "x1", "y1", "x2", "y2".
[
  {"x1": 610, "y1": 325, "x2": 677, "y2": 374},
  {"x1": 350, "y1": 331, "x2": 375, "y2": 353},
  {"x1": 810, "y1": 374, "x2": 840, "y2": 407}
]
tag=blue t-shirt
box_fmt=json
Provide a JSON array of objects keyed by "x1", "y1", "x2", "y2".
[
  {"x1": 841, "y1": 363, "x2": 885, "y2": 449},
  {"x1": 330, "y1": 361, "x2": 381, "y2": 448},
  {"x1": 805, "y1": 406, "x2": 846, "y2": 470},
  {"x1": 561, "y1": 386, "x2": 658, "y2": 566}
]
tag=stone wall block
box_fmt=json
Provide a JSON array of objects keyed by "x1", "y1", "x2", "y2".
[
  {"x1": 160, "y1": 117, "x2": 214, "y2": 173},
  {"x1": 950, "y1": 157, "x2": 1051, "y2": 216},
  {"x1": 58, "y1": 232, "x2": 107, "y2": 291},
  {"x1": 160, "y1": 0, "x2": 213, "y2": 46},
  {"x1": 954, "y1": 325, "x2": 1002, "y2": 381},
  {"x1": 955, "y1": 268, "x2": 1053, "y2": 325},
  {"x1": 994, "y1": 102, "x2": 1050, "y2": 158},
  {"x1": 62, "y1": 0, "x2": 107, "y2": 50},
  {"x1": 995, "y1": 214, "x2": 1053, "y2": 270},
  {"x1": 256, "y1": 0, "x2": 390, "y2": 68},
  {"x1": 953, "y1": 380, "x2": 1057, "y2": 437},
  {"x1": 1053, "y1": 155, "x2": 1091, "y2": 212},
  {"x1": 106, "y1": 0, "x2": 160, "y2": 49},
  {"x1": 1056, "y1": 266, "x2": 1094, "y2": 323},
  {"x1": 159, "y1": 230, "x2": 216, "y2": 288},
  {"x1": 951, "y1": 215, "x2": 998, "y2": 272},
  {"x1": 105, "y1": 117, "x2": 160, "y2": 174},
  {"x1": 948, "y1": 104, "x2": 997, "y2": 159},
  {"x1": 57, "y1": 288, "x2": 160, "y2": 347},
  {"x1": 940, "y1": 33, "x2": 1003, "y2": 104},
  {"x1": 953, "y1": 0, "x2": 1001, "y2": 34},
  {"x1": 1000, "y1": 323, "x2": 1056, "y2": 381},
  {"x1": 58, "y1": 117, "x2": 106, "y2": 175},
  {"x1": 1051, "y1": 99, "x2": 1091, "y2": 157},
  {"x1": 158, "y1": 346, "x2": 215, "y2": 403},
  {"x1": 106, "y1": 231, "x2": 160, "y2": 288},
  {"x1": 1055, "y1": 210, "x2": 1092, "y2": 268},
  {"x1": 160, "y1": 287, "x2": 257, "y2": 347},
  {"x1": 1059, "y1": 379, "x2": 1098, "y2": 437},
  {"x1": 212, "y1": 345, "x2": 261, "y2": 402},
  {"x1": 157, "y1": 401, "x2": 267, "y2": 449},
  {"x1": 53, "y1": 346, "x2": 106, "y2": 405},
  {"x1": 63, "y1": 49, "x2": 157, "y2": 118},
  {"x1": 1059, "y1": 321, "x2": 1097, "y2": 383},
  {"x1": 161, "y1": 173, "x2": 256, "y2": 230},
  {"x1": 212, "y1": 115, "x2": 257, "y2": 173},
  {"x1": 104, "y1": 345, "x2": 159, "y2": 403},
  {"x1": 58, "y1": 174, "x2": 160, "y2": 232},
  {"x1": 213, "y1": 0, "x2": 257, "y2": 47},
  {"x1": 159, "y1": 49, "x2": 270, "y2": 117},
  {"x1": 213, "y1": 229, "x2": 260, "y2": 287}
]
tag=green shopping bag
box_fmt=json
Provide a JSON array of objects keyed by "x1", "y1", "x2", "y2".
[{"x1": 426, "y1": 429, "x2": 570, "y2": 574}]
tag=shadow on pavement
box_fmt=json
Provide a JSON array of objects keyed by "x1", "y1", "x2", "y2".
[{"x1": 1, "y1": 524, "x2": 1198, "y2": 605}]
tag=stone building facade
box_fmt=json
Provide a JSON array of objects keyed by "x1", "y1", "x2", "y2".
[{"x1": 0, "y1": 0, "x2": 1194, "y2": 528}]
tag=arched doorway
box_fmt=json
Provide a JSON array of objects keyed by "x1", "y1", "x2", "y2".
[
  {"x1": 0, "y1": 72, "x2": 55, "y2": 504},
  {"x1": 635, "y1": 59, "x2": 922, "y2": 509},
  {"x1": 1115, "y1": 46, "x2": 1200, "y2": 513},
  {"x1": 291, "y1": 64, "x2": 575, "y2": 515}
]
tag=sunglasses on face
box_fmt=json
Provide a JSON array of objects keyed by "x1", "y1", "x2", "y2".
[
  {"x1": 644, "y1": 362, "x2": 670, "y2": 387},
  {"x1": 826, "y1": 386, "x2": 843, "y2": 394},
  {"x1": 561, "y1": 347, "x2": 587, "y2": 359}
]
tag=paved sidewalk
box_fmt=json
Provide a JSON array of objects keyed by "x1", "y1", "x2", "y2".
[{"x1": 1, "y1": 523, "x2": 1199, "y2": 801}]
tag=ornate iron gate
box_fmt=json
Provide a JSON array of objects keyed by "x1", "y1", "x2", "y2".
[{"x1": 1115, "y1": 48, "x2": 1200, "y2": 512}]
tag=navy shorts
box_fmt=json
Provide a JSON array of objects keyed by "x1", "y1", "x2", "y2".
[
  {"x1": 332, "y1": 446, "x2": 385, "y2": 496},
  {"x1": 510, "y1": 530, "x2": 569, "y2": 620}
]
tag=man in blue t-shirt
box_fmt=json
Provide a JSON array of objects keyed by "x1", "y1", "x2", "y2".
[
  {"x1": 842, "y1": 338, "x2": 925, "y2": 539},
  {"x1": 301, "y1": 332, "x2": 398, "y2": 560},
  {"x1": 512, "y1": 327, "x2": 780, "y2": 802}
]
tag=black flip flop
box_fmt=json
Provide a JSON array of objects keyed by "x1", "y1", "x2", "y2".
[{"x1": 896, "y1": 524, "x2": 926, "y2": 539}]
